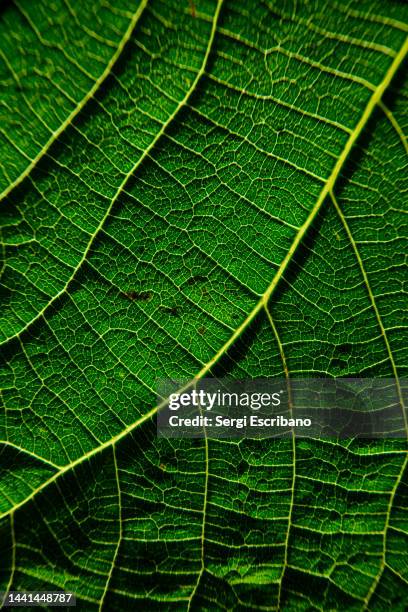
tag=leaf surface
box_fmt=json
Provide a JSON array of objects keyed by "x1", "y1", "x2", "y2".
[{"x1": 0, "y1": 0, "x2": 407, "y2": 609}]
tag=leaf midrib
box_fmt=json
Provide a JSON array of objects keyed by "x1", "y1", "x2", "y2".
[{"x1": 0, "y1": 25, "x2": 407, "y2": 523}]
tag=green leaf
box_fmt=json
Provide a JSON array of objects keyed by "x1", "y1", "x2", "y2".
[{"x1": 0, "y1": 0, "x2": 407, "y2": 609}]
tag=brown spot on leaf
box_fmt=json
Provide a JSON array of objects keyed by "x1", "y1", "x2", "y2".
[
  {"x1": 188, "y1": 0, "x2": 196, "y2": 17},
  {"x1": 122, "y1": 290, "x2": 152, "y2": 302},
  {"x1": 161, "y1": 305, "x2": 179, "y2": 317}
]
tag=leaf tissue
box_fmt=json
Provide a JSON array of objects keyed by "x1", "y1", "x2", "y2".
[{"x1": 0, "y1": 0, "x2": 407, "y2": 610}]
